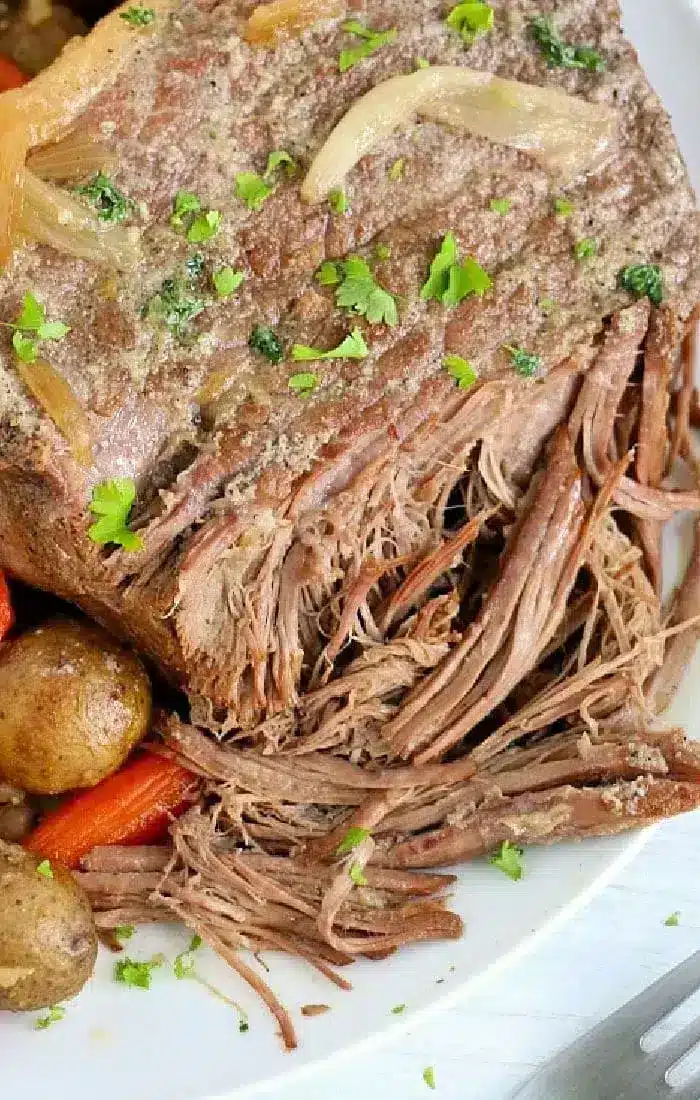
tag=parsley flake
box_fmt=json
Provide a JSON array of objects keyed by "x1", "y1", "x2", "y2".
[
  {"x1": 316, "y1": 261, "x2": 342, "y2": 286},
  {"x1": 391, "y1": 1004, "x2": 406, "y2": 1015},
  {"x1": 335, "y1": 825, "x2": 370, "y2": 856},
  {"x1": 249, "y1": 324, "x2": 284, "y2": 363},
  {"x1": 349, "y1": 861, "x2": 368, "y2": 886},
  {"x1": 288, "y1": 371, "x2": 319, "y2": 396},
  {"x1": 35, "y1": 1005, "x2": 65, "y2": 1030},
  {"x1": 489, "y1": 840, "x2": 524, "y2": 880},
  {"x1": 235, "y1": 150, "x2": 296, "y2": 212},
  {"x1": 145, "y1": 275, "x2": 205, "y2": 341},
  {"x1": 388, "y1": 158, "x2": 405, "y2": 182},
  {"x1": 423, "y1": 1066, "x2": 436, "y2": 1090},
  {"x1": 212, "y1": 267, "x2": 244, "y2": 298},
  {"x1": 76, "y1": 172, "x2": 132, "y2": 223},
  {"x1": 421, "y1": 233, "x2": 458, "y2": 301},
  {"x1": 421, "y1": 234, "x2": 491, "y2": 307},
  {"x1": 416, "y1": 57, "x2": 430, "y2": 69},
  {"x1": 489, "y1": 197, "x2": 511, "y2": 215},
  {"x1": 664, "y1": 911, "x2": 681, "y2": 927},
  {"x1": 573, "y1": 237, "x2": 597, "y2": 261},
  {"x1": 444, "y1": 355, "x2": 477, "y2": 390},
  {"x1": 266, "y1": 149, "x2": 296, "y2": 176},
  {"x1": 88, "y1": 478, "x2": 143, "y2": 552},
  {"x1": 119, "y1": 5, "x2": 155, "y2": 25},
  {"x1": 7, "y1": 292, "x2": 70, "y2": 363},
  {"x1": 446, "y1": 1, "x2": 494, "y2": 46},
  {"x1": 554, "y1": 196, "x2": 574, "y2": 216},
  {"x1": 338, "y1": 20, "x2": 397, "y2": 72},
  {"x1": 374, "y1": 242, "x2": 391, "y2": 261},
  {"x1": 12, "y1": 332, "x2": 38, "y2": 363},
  {"x1": 619, "y1": 263, "x2": 663, "y2": 307},
  {"x1": 504, "y1": 345, "x2": 541, "y2": 378},
  {"x1": 174, "y1": 934, "x2": 203, "y2": 980},
  {"x1": 114, "y1": 954, "x2": 164, "y2": 990},
  {"x1": 114, "y1": 924, "x2": 135, "y2": 941},
  {"x1": 333, "y1": 256, "x2": 398, "y2": 326},
  {"x1": 529, "y1": 15, "x2": 605, "y2": 72},
  {"x1": 36, "y1": 859, "x2": 53, "y2": 879},
  {"x1": 329, "y1": 188, "x2": 349, "y2": 215},
  {"x1": 170, "y1": 191, "x2": 201, "y2": 229},
  {"x1": 292, "y1": 328, "x2": 368, "y2": 362},
  {"x1": 539, "y1": 297, "x2": 557, "y2": 315},
  {"x1": 187, "y1": 209, "x2": 221, "y2": 244}
]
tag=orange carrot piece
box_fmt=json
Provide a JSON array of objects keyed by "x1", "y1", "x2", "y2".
[
  {"x1": 0, "y1": 55, "x2": 29, "y2": 91},
  {"x1": 0, "y1": 571, "x2": 13, "y2": 642},
  {"x1": 25, "y1": 754, "x2": 198, "y2": 868}
]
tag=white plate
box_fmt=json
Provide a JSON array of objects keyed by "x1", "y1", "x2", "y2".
[{"x1": 4, "y1": 1, "x2": 700, "y2": 1097}]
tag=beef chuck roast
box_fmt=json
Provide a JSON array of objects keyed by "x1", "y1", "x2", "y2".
[{"x1": 0, "y1": 0, "x2": 698, "y2": 727}]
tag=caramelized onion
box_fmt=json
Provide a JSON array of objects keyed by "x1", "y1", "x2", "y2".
[
  {"x1": 24, "y1": 0, "x2": 53, "y2": 26},
  {"x1": 245, "y1": 0, "x2": 343, "y2": 45},
  {"x1": 0, "y1": 121, "x2": 28, "y2": 267},
  {"x1": 27, "y1": 129, "x2": 117, "y2": 181},
  {"x1": 301, "y1": 66, "x2": 616, "y2": 203},
  {"x1": 17, "y1": 357, "x2": 92, "y2": 466},
  {"x1": 19, "y1": 169, "x2": 138, "y2": 267}
]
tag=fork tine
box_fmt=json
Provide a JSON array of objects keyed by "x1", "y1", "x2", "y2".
[
  {"x1": 608, "y1": 952, "x2": 700, "y2": 1036},
  {"x1": 649, "y1": 1015, "x2": 700, "y2": 1078},
  {"x1": 666, "y1": 1067, "x2": 700, "y2": 1100}
]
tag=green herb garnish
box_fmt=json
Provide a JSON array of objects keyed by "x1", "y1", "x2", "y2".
[
  {"x1": 329, "y1": 188, "x2": 349, "y2": 215},
  {"x1": 114, "y1": 954, "x2": 164, "y2": 990},
  {"x1": 35, "y1": 1005, "x2": 65, "y2": 1030},
  {"x1": 36, "y1": 859, "x2": 53, "y2": 879},
  {"x1": 187, "y1": 209, "x2": 221, "y2": 244},
  {"x1": 185, "y1": 253, "x2": 205, "y2": 279},
  {"x1": 335, "y1": 825, "x2": 371, "y2": 855},
  {"x1": 333, "y1": 256, "x2": 398, "y2": 326},
  {"x1": 391, "y1": 1004, "x2": 406, "y2": 1015},
  {"x1": 573, "y1": 237, "x2": 597, "y2": 261},
  {"x1": 415, "y1": 57, "x2": 430, "y2": 69},
  {"x1": 349, "y1": 861, "x2": 369, "y2": 886},
  {"x1": 170, "y1": 190, "x2": 201, "y2": 229},
  {"x1": 76, "y1": 172, "x2": 132, "y2": 223},
  {"x1": 619, "y1": 263, "x2": 663, "y2": 307},
  {"x1": 529, "y1": 15, "x2": 605, "y2": 72},
  {"x1": 119, "y1": 5, "x2": 155, "y2": 26},
  {"x1": 7, "y1": 292, "x2": 70, "y2": 363},
  {"x1": 212, "y1": 267, "x2": 244, "y2": 298},
  {"x1": 374, "y1": 242, "x2": 391, "y2": 262},
  {"x1": 423, "y1": 1066, "x2": 436, "y2": 1090},
  {"x1": 489, "y1": 840, "x2": 524, "y2": 880},
  {"x1": 504, "y1": 345, "x2": 541, "y2": 378},
  {"x1": 443, "y1": 355, "x2": 477, "y2": 390},
  {"x1": 664, "y1": 911, "x2": 681, "y2": 927},
  {"x1": 145, "y1": 276, "x2": 205, "y2": 340},
  {"x1": 235, "y1": 150, "x2": 296, "y2": 212},
  {"x1": 316, "y1": 261, "x2": 342, "y2": 286},
  {"x1": 553, "y1": 197, "x2": 574, "y2": 216},
  {"x1": 446, "y1": 1, "x2": 494, "y2": 45},
  {"x1": 249, "y1": 324, "x2": 284, "y2": 364},
  {"x1": 489, "y1": 197, "x2": 511, "y2": 215},
  {"x1": 421, "y1": 233, "x2": 458, "y2": 301},
  {"x1": 88, "y1": 478, "x2": 143, "y2": 552},
  {"x1": 421, "y1": 233, "x2": 492, "y2": 307},
  {"x1": 266, "y1": 149, "x2": 296, "y2": 176},
  {"x1": 338, "y1": 20, "x2": 397, "y2": 72},
  {"x1": 292, "y1": 328, "x2": 368, "y2": 362},
  {"x1": 114, "y1": 924, "x2": 135, "y2": 941},
  {"x1": 388, "y1": 158, "x2": 405, "y2": 182},
  {"x1": 288, "y1": 371, "x2": 319, "y2": 396},
  {"x1": 174, "y1": 934, "x2": 203, "y2": 980},
  {"x1": 539, "y1": 297, "x2": 557, "y2": 314}
]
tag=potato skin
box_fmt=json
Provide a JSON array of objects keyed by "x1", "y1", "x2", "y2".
[
  {"x1": 0, "y1": 841, "x2": 97, "y2": 1011},
  {"x1": 0, "y1": 619, "x2": 152, "y2": 794}
]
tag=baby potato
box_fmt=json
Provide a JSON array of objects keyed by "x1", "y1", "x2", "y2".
[
  {"x1": 0, "y1": 619, "x2": 152, "y2": 794},
  {"x1": 0, "y1": 841, "x2": 97, "y2": 1012}
]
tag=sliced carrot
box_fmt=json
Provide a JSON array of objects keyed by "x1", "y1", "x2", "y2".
[
  {"x1": 25, "y1": 753, "x2": 198, "y2": 868},
  {"x1": 0, "y1": 56, "x2": 29, "y2": 91},
  {"x1": 0, "y1": 570, "x2": 14, "y2": 642}
]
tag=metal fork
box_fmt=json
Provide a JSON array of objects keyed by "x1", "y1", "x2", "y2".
[{"x1": 512, "y1": 952, "x2": 700, "y2": 1099}]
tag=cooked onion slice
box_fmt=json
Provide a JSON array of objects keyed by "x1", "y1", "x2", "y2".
[
  {"x1": 19, "y1": 170, "x2": 138, "y2": 268},
  {"x1": 24, "y1": 0, "x2": 53, "y2": 26},
  {"x1": 17, "y1": 357, "x2": 93, "y2": 467},
  {"x1": 245, "y1": 0, "x2": 343, "y2": 45},
  {"x1": 27, "y1": 129, "x2": 116, "y2": 181},
  {"x1": 0, "y1": 122, "x2": 28, "y2": 267},
  {"x1": 301, "y1": 67, "x2": 616, "y2": 203}
]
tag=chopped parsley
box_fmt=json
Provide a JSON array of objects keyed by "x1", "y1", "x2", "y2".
[
  {"x1": 423, "y1": 1066, "x2": 436, "y2": 1090},
  {"x1": 553, "y1": 196, "x2": 574, "y2": 216},
  {"x1": 212, "y1": 266, "x2": 244, "y2": 298},
  {"x1": 174, "y1": 934, "x2": 203, "y2": 980},
  {"x1": 114, "y1": 954, "x2": 165, "y2": 990},
  {"x1": 187, "y1": 209, "x2": 222, "y2": 244},
  {"x1": 619, "y1": 263, "x2": 663, "y2": 307},
  {"x1": 292, "y1": 329, "x2": 368, "y2": 362},
  {"x1": 114, "y1": 924, "x2": 135, "y2": 941},
  {"x1": 145, "y1": 275, "x2": 205, "y2": 340},
  {"x1": 489, "y1": 197, "x2": 511, "y2": 215},
  {"x1": 6, "y1": 292, "x2": 70, "y2": 363},
  {"x1": 316, "y1": 261, "x2": 342, "y2": 286},
  {"x1": 489, "y1": 840, "x2": 524, "y2": 880},
  {"x1": 338, "y1": 20, "x2": 397, "y2": 72},
  {"x1": 446, "y1": 1, "x2": 494, "y2": 46},
  {"x1": 374, "y1": 242, "x2": 391, "y2": 262},
  {"x1": 504, "y1": 345, "x2": 541, "y2": 378},
  {"x1": 335, "y1": 825, "x2": 371, "y2": 856},
  {"x1": 288, "y1": 371, "x2": 319, "y2": 396},
  {"x1": 529, "y1": 15, "x2": 605, "y2": 72},
  {"x1": 170, "y1": 192, "x2": 221, "y2": 243},
  {"x1": 664, "y1": 911, "x2": 681, "y2": 927},
  {"x1": 76, "y1": 172, "x2": 132, "y2": 224},
  {"x1": 329, "y1": 188, "x2": 349, "y2": 215},
  {"x1": 573, "y1": 237, "x2": 597, "y2": 261},
  {"x1": 88, "y1": 478, "x2": 143, "y2": 552},
  {"x1": 391, "y1": 1004, "x2": 406, "y2": 1015},
  {"x1": 249, "y1": 324, "x2": 284, "y2": 363},
  {"x1": 185, "y1": 252, "x2": 205, "y2": 279},
  {"x1": 332, "y1": 256, "x2": 398, "y2": 326},
  {"x1": 539, "y1": 297, "x2": 557, "y2": 315},
  {"x1": 421, "y1": 233, "x2": 492, "y2": 307},
  {"x1": 119, "y1": 5, "x2": 155, "y2": 26},
  {"x1": 170, "y1": 190, "x2": 201, "y2": 229},
  {"x1": 415, "y1": 57, "x2": 430, "y2": 69},
  {"x1": 235, "y1": 150, "x2": 296, "y2": 212},
  {"x1": 388, "y1": 158, "x2": 405, "y2": 182},
  {"x1": 35, "y1": 1005, "x2": 65, "y2": 1030},
  {"x1": 36, "y1": 859, "x2": 53, "y2": 879},
  {"x1": 349, "y1": 861, "x2": 369, "y2": 886},
  {"x1": 443, "y1": 354, "x2": 477, "y2": 390}
]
